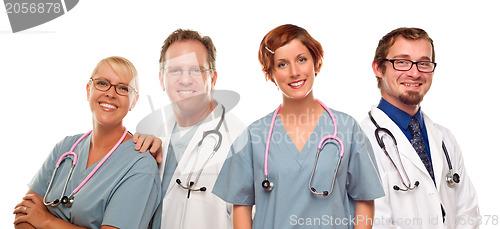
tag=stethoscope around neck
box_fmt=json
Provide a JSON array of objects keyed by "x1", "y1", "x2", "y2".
[
  {"x1": 368, "y1": 111, "x2": 460, "y2": 191},
  {"x1": 262, "y1": 99, "x2": 345, "y2": 197},
  {"x1": 175, "y1": 105, "x2": 225, "y2": 197},
  {"x1": 43, "y1": 128, "x2": 128, "y2": 207}
]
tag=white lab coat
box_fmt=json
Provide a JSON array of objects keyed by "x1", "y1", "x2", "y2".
[
  {"x1": 360, "y1": 106, "x2": 479, "y2": 229},
  {"x1": 158, "y1": 104, "x2": 246, "y2": 229}
]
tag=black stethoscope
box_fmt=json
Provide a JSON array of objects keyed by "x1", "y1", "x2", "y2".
[
  {"x1": 262, "y1": 99, "x2": 345, "y2": 197},
  {"x1": 368, "y1": 111, "x2": 460, "y2": 191},
  {"x1": 175, "y1": 105, "x2": 225, "y2": 198}
]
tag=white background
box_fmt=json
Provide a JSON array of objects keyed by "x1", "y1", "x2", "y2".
[{"x1": 1, "y1": 0, "x2": 498, "y2": 227}]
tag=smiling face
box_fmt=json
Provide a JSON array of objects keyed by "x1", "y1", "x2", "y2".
[
  {"x1": 272, "y1": 39, "x2": 317, "y2": 100},
  {"x1": 87, "y1": 62, "x2": 137, "y2": 128},
  {"x1": 160, "y1": 40, "x2": 217, "y2": 118},
  {"x1": 373, "y1": 36, "x2": 434, "y2": 113}
]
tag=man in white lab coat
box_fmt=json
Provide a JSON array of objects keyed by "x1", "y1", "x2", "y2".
[
  {"x1": 135, "y1": 29, "x2": 246, "y2": 229},
  {"x1": 360, "y1": 27, "x2": 479, "y2": 229}
]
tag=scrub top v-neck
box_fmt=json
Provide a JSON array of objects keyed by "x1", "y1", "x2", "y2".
[{"x1": 213, "y1": 108, "x2": 384, "y2": 229}]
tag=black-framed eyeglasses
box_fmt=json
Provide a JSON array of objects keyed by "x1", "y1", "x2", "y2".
[
  {"x1": 90, "y1": 78, "x2": 137, "y2": 96},
  {"x1": 383, "y1": 59, "x2": 437, "y2": 73},
  {"x1": 161, "y1": 66, "x2": 213, "y2": 78}
]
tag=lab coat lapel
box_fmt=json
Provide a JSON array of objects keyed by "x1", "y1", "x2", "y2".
[
  {"x1": 165, "y1": 105, "x2": 223, "y2": 196},
  {"x1": 423, "y1": 113, "x2": 445, "y2": 192},
  {"x1": 370, "y1": 107, "x2": 432, "y2": 180}
]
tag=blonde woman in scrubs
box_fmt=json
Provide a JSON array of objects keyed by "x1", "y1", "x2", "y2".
[{"x1": 13, "y1": 56, "x2": 160, "y2": 229}]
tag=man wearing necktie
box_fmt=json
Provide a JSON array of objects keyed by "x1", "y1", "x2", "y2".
[{"x1": 360, "y1": 27, "x2": 479, "y2": 229}]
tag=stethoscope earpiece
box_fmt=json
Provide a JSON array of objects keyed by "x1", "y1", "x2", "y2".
[
  {"x1": 310, "y1": 187, "x2": 329, "y2": 196},
  {"x1": 262, "y1": 179, "x2": 274, "y2": 192},
  {"x1": 393, "y1": 180, "x2": 419, "y2": 191}
]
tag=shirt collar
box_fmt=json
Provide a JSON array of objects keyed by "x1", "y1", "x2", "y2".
[{"x1": 377, "y1": 98, "x2": 424, "y2": 130}]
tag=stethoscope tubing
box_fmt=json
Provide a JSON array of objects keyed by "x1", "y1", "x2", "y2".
[
  {"x1": 176, "y1": 105, "x2": 226, "y2": 193},
  {"x1": 264, "y1": 104, "x2": 281, "y2": 178},
  {"x1": 73, "y1": 129, "x2": 127, "y2": 194},
  {"x1": 56, "y1": 152, "x2": 78, "y2": 167},
  {"x1": 264, "y1": 99, "x2": 344, "y2": 196},
  {"x1": 368, "y1": 111, "x2": 459, "y2": 190},
  {"x1": 44, "y1": 128, "x2": 128, "y2": 207},
  {"x1": 369, "y1": 111, "x2": 420, "y2": 191}
]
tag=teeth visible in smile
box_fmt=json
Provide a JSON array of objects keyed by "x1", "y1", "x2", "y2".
[
  {"x1": 290, "y1": 80, "x2": 305, "y2": 87},
  {"x1": 178, "y1": 90, "x2": 195, "y2": 95},
  {"x1": 403, "y1": 83, "x2": 420, "y2": 87},
  {"x1": 100, "y1": 103, "x2": 117, "y2": 109}
]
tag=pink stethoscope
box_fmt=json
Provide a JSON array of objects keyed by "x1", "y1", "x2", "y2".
[
  {"x1": 261, "y1": 99, "x2": 345, "y2": 197},
  {"x1": 43, "y1": 128, "x2": 128, "y2": 207}
]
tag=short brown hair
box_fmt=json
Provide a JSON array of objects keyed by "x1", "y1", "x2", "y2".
[
  {"x1": 258, "y1": 24, "x2": 324, "y2": 83},
  {"x1": 159, "y1": 29, "x2": 216, "y2": 70},
  {"x1": 374, "y1": 27, "x2": 435, "y2": 88}
]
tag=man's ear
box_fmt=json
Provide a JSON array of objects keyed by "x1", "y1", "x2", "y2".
[
  {"x1": 210, "y1": 70, "x2": 218, "y2": 90},
  {"x1": 372, "y1": 60, "x2": 384, "y2": 79},
  {"x1": 159, "y1": 72, "x2": 166, "y2": 91}
]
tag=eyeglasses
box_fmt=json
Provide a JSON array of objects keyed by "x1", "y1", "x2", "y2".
[
  {"x1": 90, "y1": 78, "x2": 137, "y2": 96},
  {"x1": 161, "y1": 66, "x2": 213, "y2": 78},
  {"x1": 383, "y1": 59, "x2": 437, "y2": 73}
]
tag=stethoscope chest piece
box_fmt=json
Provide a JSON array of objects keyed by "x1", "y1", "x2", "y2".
[
  {"x1": 61, "y1": 195, "x2": 74, "y2": 207},
  {"x1": 446, "y1": 171, "x2": 460, "y2": 188},
  {"x1": 262, "y1": 178, "x2": 274, "y2": 192}
]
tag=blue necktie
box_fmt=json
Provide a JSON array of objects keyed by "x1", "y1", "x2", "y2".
[{"x1": 408, "y1": 117, "x2": 435, "y2": 182}]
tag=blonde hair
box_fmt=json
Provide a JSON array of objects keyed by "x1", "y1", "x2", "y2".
[{"x1": 90, "y1": 56, "x2": 139, "y2": 92}]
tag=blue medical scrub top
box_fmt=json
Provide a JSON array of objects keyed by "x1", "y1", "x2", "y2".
[
  {"x1": 29, "y1": 133, "x2": 161, "y2": 229},
  {"x1": 213, "y1": 108, "x2": 384, "y2": 229}
]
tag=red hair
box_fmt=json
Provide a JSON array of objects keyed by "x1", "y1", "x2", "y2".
[{"x1": 258, "y1": 24, "x2": 324, "y2": 83}]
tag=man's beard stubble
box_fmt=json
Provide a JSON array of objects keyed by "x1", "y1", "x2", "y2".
[{"x1": 399, "y1": 91, "x2": 423, "y2": 106}]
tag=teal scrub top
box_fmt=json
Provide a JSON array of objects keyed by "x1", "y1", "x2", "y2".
[
  {"x1": 29, "y1": 133, "x2": 161, "y2": 229},
  {"x1": 213, "y1": 108, "x2": 384, "y2": 229}
]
